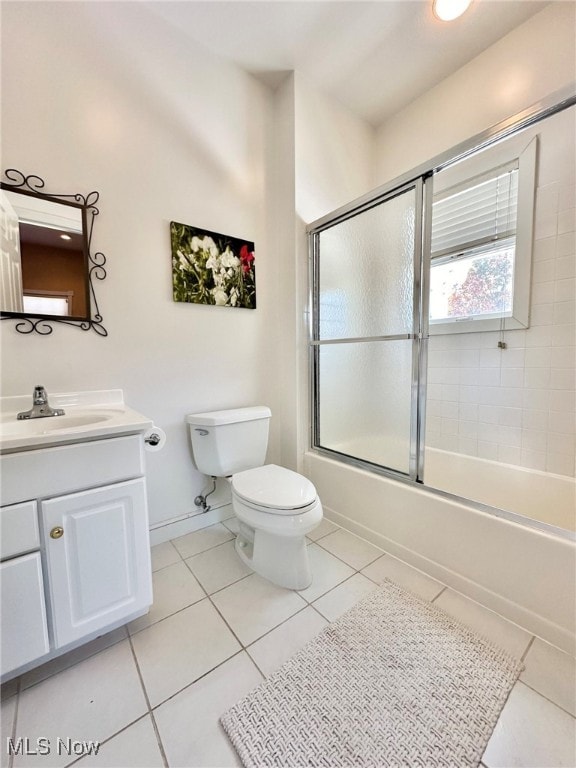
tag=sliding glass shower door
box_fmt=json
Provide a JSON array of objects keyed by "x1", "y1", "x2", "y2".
[{"x1": 310, "y1": 181, "x2": 425, "y2": 479}]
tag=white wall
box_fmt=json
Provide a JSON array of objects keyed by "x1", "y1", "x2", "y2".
[
  {"x1": 374, "y1": 3, "x2": 576, "y2": 186},
  {"x1": 294, "y1": 73, "x2": 375, "y2": 225},
  {"x1": 0, "y1": 7, "x2": 374, "y2": 537},
  {"x1": 271, "y1": 75, "x2": 299, "y2": 472},
  {"x1": 0, "y1": 2, "x2": 279, "y2": 536},
  {"x1": 292, "y1": 73, "x2": 375, "y2": 468}
]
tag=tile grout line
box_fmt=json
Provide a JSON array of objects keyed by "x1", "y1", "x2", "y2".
[
  {"x1": 520, "y1": 635, "x2": 536, "y2": 663},
  {"x1": 7, "y1": 676, "x2": 20, "y2": 768},
  {"x1": 128, "y1": 593, "x2": 207, "y2": 638},
  {"x1": 179, "y1": 535, "x2": 238, "y2": 566},
  {"x1": 308, "y1": 601, "x2": 334, "y2": 624},
  {"x1": 243, "y1": 648, "x2": 268, "y2": 680},
  {"x1": 204, "y1": 603, "x2": 244, "y2": 649},
  {"x1": 135, "y1": 537, "x2": 257, "y2": 640},
  {"x1": 306, "y1": 522, "x2": 341, "y2": 543},
  {"x1": 432, "y1": 584, "x2": 538, "y2": 641},
  {"x1": 516, "y1": 678, "x2": 576, "y2": 720},
  {"x1": 170, "y1": 523, "x2": 236, "y2": 561},
  {"x1": 63, "y1": 714, "x2": 150, "y2": 768},
  {"x1": 313, "y1": 537, "x2": 386, "y2": 572},
  {"x1": 242, "y1": 603, "x2": 315, "y2": 651},
  {"x1": 150, "y1": 540, "x2": 181, "y2": 574},
  {"x1": 198, "y1": 570, "x2": 254, "y2": 599},
  {"x1": 127, "y1": 634, "x2": 170, "y2": 768},
  {"x1": 148, "y1": 649, "x2": 249, "y2": 711},
  {"x1": 15, "y1": 628, "x2": 130, "y2": 694},
  {"x1": 148, "y1": 710, "x2": 170, "y2": 768},
  {"x1": 301, "y1": 571, "x2": 365, "y2": 608},
  {"x1": 431, "y1": 585, "x2": 448, "y2": 603}
]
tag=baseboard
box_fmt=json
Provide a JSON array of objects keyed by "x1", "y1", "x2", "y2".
[
  {"x1": 149, "y1": 503, "x2": 234, "y2": 545},
  {"x1": 324, "y1": 505, "x2": 575, "y2": 655}
]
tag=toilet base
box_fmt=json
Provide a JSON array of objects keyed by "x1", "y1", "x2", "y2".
[{"x1": 235, "y1": 528, "x2": 312, "y2": 590}]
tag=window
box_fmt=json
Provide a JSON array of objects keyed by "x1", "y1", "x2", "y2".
[
  {"x1": 23, "y1": 291, "x2": 73, "y2": 316},
  {"x1": 429, "y1": 138, "x2": 537, "y2": 334}
]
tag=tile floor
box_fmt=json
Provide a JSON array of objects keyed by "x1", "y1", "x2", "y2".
[{"x1": 2, "y1": 513, "x2": 575, "y2": 768}]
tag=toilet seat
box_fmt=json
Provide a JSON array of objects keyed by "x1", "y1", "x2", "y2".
[{"x1": 232, "y1": 464, "x2": 317, "y2": 515}]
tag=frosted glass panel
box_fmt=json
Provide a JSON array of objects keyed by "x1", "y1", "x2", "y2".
[
  {"x1": 318, "y1": 189, "x2": 416, "y2": 340},
  {"x1": 318, "y1": 340, "x2": 413, "y2": 474}
]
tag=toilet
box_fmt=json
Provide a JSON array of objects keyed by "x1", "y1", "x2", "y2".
[{"x1": 186, "y1": 406, "x2": 322, "y2": 590}]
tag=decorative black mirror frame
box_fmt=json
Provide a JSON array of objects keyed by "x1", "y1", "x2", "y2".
[{"x1": 0, "y1": 169, "x2": 107, "y2": 336}]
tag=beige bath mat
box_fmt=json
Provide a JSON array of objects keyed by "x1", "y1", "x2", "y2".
[{"x1": 221, "y1": 580, "x2": 522, "y2": 767}]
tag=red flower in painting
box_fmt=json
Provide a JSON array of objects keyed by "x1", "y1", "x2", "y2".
[{"x1": 240, "y1": 244, "x2": 254, "y2": 274}]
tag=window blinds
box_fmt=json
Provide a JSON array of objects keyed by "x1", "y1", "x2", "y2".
[{"x1": 431, "y1": 161, "x2": 519, "y2": 260}]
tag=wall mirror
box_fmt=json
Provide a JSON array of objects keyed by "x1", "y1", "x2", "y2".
[{"x1": 0, "y1": 169, "x2": 107, "y2": 335}]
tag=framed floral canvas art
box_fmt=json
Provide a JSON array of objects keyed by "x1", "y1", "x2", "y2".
[{"x1": 171, "y1": 222, "x2": 256, "y2": 309}]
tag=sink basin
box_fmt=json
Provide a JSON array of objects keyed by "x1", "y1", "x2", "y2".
[
  {"x1": 23, "y1": 413, "x2": 111, "y2": 432},
  {"x1": 41, "y1": 414, "x2": 112, "y2": 431},
  {"x1": 0, "y1": 411, "x2": 115, "y2": 438},
  {"x1": 0, "y1": 391, "x2": 153, "y2": 453}
]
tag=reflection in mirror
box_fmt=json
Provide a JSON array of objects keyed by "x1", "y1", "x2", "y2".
[
  {"x1": 0, "y1": 170, "x2": 107, "y2": 336},
  {"x1": 1, "y1": 190, "x2": 87, "y2": 318}
]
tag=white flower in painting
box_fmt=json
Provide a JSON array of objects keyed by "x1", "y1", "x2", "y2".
[
  {"x1": 177, "y1": 250, "x2": 188, "y2": 269},
  {"x1": 202, "y1": 236, "x2": 219, "y2": 258},
  {"x1": 212, "y1": 287, "x2": 228, "y2": 306},
  {"x1": 190, "y1": 236, "x2": 202, "y2": 252},
  {"x1": 227, "y1": 268, "x2": 234, "y2": 277},
  {"x1": 230, "y1": 287, "x2": 239, "y2": 307},
  {"x1": 221, "y1": 247, "x2": 240, "y2": 269},
  {"x1": 206, "y1": 253, "x2": 220, "y2": 271}
]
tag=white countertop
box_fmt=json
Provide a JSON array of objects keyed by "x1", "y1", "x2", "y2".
[{"x1": 0, "y1": 389, "x2": 153, "y2": 453}]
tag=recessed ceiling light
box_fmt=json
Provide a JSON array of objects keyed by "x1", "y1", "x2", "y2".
[
  {"x1": 433, "y1": 0, "x2": 473, "y2": 21},
  {"x1": 60, "y1": 234, "x2": 72, "y2": 240}
]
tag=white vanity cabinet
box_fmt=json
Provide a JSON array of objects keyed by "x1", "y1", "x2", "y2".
[{"x1": 0, "y1": 434, "x2": 152, "y2": 681}]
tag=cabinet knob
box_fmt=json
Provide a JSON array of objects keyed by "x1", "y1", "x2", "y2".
[{"x1": 50, "y1": 526, "x2": 64, "y2": 540}]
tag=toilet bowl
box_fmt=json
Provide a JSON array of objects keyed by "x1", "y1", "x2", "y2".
[
  {"x1": 186, "y1": 406, "x2": 323, "y2": 590},
  {"x1": 231, "y1": 464, "x2": 323, "y2": 590}
]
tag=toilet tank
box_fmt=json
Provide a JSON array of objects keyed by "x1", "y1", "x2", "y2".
[{"x1": 186, "y1": 406, "x2": 271, "y2": 476}]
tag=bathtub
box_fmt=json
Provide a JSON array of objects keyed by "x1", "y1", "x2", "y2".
[
  {"x1": 425, "y1": 447, "x2": 575, "y2": 534},
  {"x1": 321, "y1": 435, "x2": 575, "y2": 533},
  {"x1": 304, "y1": 449, "x2": 576, "y2": 654}
]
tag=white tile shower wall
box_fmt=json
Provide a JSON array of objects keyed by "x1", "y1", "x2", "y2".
[{"x1": 426, "y1": 169, "x2": 576, "y2": 477}]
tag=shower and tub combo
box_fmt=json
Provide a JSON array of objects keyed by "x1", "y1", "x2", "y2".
[{"x1": 305, "y1": 97, "x2": 576, "y2": 651}]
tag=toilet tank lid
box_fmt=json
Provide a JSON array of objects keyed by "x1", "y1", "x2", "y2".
[{"x1": 186, "y1": 406, "x2": 271, "y2": 426}]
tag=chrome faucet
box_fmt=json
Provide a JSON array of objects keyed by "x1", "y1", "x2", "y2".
[{"x1": 17, "y1": 385, "x2": 65, "y2": 420}]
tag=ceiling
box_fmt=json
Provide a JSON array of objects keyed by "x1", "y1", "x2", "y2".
[{"x1": 147, "y1": 0, "x2": 549, "y2": 126}]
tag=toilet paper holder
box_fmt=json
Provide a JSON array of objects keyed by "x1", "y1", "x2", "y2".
[{"x1": 143, "y1": 426, "x2": 166, "y2": 453}]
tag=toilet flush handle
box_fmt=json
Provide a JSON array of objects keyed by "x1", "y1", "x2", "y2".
[{"x1": 195, "y1": 428, "x2": 209, "y2": 436}]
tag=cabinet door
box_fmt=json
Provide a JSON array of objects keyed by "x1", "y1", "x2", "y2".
[
  {"x1": 41, "y1": 478, "x2": 152, "y2": 648},
  {"x1": 1, "y1": 553, "x2": 50, "y2": 676}
]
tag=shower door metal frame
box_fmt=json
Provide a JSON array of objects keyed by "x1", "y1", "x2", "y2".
[
  {"x1": 307, "y1": 86, "x2": 576, "y2": 537},
  {"x1": 309, "y1": 177, "x2": 430, "y2": 483}
]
